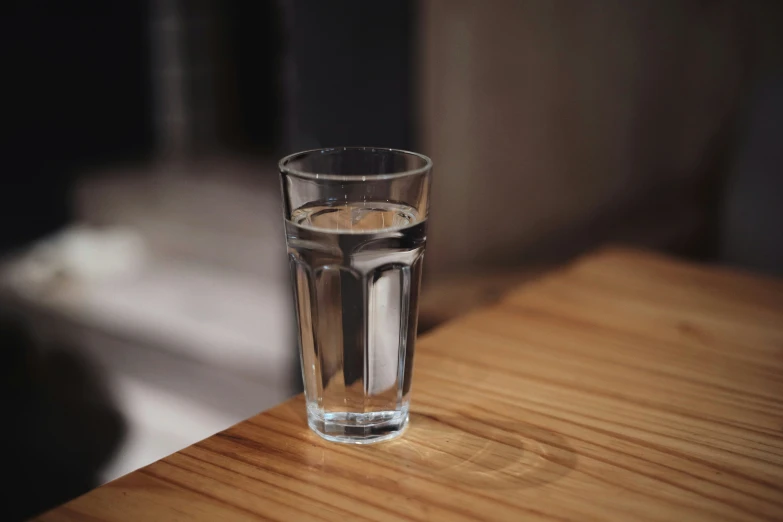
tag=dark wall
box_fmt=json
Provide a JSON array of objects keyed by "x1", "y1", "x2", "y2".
[
  {"x1": 280, "y1": 0, "x2": 415, "y2": 152},
  {"x1": 2, "y1": 4, "x2": 153, "y2": 252}
]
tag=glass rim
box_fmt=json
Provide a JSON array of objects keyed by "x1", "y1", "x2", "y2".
[{"x1": 279, "y1": 146, "x2": 432, "y2": 181}]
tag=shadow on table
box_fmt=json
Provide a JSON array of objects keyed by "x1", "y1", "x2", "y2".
[
  {"x1": 0, "y1": 314, "x2": 126, "y2": 521},
  {"x1": 368, "y1": 412, "x2": 578, "y2": 490},
  {"x1": 270, "y1": 400, "x2": 577, "y2": 491}
]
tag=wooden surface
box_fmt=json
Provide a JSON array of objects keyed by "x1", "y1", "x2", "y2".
[{"x1": 39, "y1": 249, "x2": 783, "y2": 521}]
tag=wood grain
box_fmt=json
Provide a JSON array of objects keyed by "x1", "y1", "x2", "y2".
[{"x1": 38, "y1": 248, "x2": 783, "y2": 521}]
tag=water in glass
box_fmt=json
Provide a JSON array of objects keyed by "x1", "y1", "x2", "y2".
[{"x1": 286, "y1": 200, "x2": 425, "y2": 443}]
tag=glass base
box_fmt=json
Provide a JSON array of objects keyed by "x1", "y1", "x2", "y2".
[{"x1": 307, "y1": 406, "x2": 409, "y2": 444}]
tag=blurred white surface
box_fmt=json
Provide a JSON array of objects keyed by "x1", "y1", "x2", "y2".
[
  {"x1": 1, "y1": 164, "x2": 297, "y2": 482},
  {"x1": 45, "y1": 260, "x2": 294, "y2": 381},
  {"x1": 6, "y1": 225, "x2": 147, "y2": 292}
]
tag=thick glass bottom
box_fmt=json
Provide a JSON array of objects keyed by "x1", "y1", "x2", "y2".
[{"x1": 307, "y1": 405, "x2": 409, "y2": 444}]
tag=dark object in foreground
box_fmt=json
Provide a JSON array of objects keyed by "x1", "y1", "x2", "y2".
[{"x1": 1, "y1": 315, "x2": 125, "y2": 521}]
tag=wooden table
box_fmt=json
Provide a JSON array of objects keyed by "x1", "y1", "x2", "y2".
[{"x1": 39, "y1": 249, "x2": 783, "y2": 521}]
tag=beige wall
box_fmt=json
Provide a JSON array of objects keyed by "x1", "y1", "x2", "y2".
[{"x1": 419, "y1": 0, "x2": 746, "y2": 273}]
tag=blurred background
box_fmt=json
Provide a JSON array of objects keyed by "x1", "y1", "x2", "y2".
[{"x1": 2, "y1": 0, "x2": 781, "y2": 518}]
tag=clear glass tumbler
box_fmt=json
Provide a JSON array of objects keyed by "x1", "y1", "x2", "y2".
[{"x1": 280, "y1": 147, "x2": 432, "y2": 443}]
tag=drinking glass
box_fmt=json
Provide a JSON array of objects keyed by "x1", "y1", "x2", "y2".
[{"x1": 280, "y1": 147, "x2": 432, "y2": 443}]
